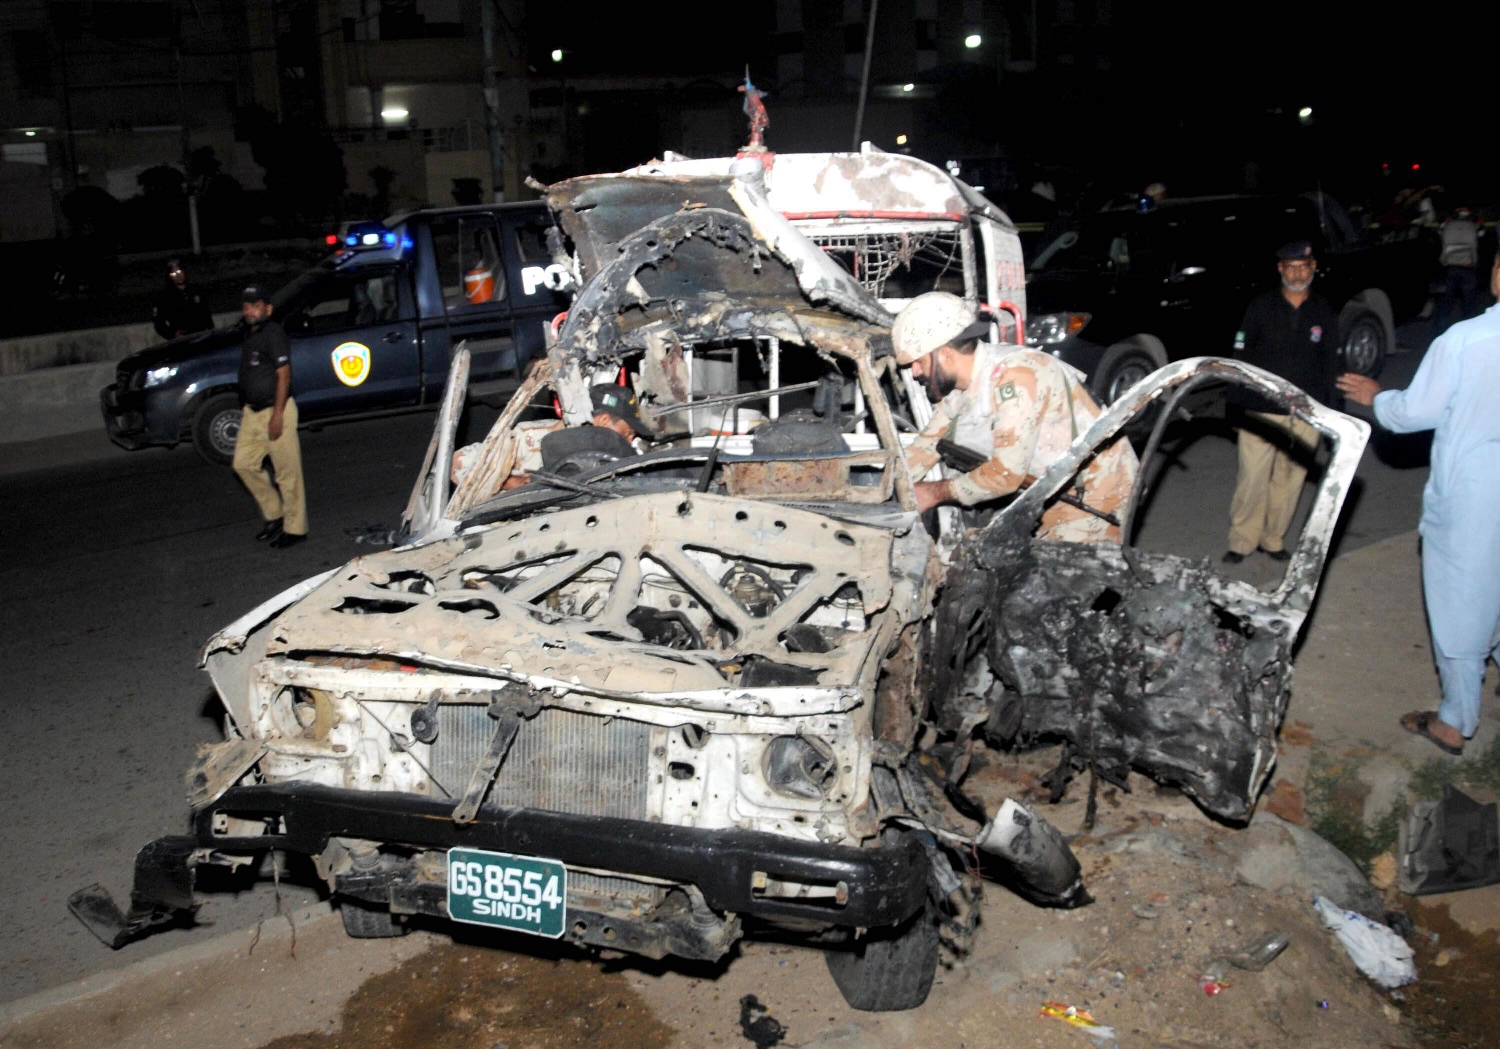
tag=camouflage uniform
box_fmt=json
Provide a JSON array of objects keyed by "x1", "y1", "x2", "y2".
[
  {"x1": 906, "y1": 346, "x2": 1138, "y2": 543},
  {"x1": 451, "y1": 420, "x2": 563, "y2": 488}
]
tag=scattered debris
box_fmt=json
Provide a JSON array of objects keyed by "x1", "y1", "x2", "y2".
[
  {"x1": 1313, "y1": 896, "x2": 1417, "y2": 989},
  {"x1": 1398, "y1": 784, "x2": 1500, "y2": 895},
  {"x1": 1039, "y1": 1000, "x2": 1116, "y2": 1041},
  {"x1": 738, "y1": 994, "x2": 787, "y2": 1048},
  {"x1": 1227, "y1": 930, "x2": 1290, "y2": 971}
]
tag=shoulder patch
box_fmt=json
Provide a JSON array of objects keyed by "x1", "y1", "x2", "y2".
[
  {"x1": 996, "y1": 381, "x2": 1017, "y2": 401},
  {"x1": 1233, "y1": 331, "x2": 1246, "y2": 350}
]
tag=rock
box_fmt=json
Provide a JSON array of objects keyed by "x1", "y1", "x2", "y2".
[
  {"x1": 797, "y1": 1024, "x2": 877, "y2": 1049},
  {"x1": 1252, "y1": 812, "x2": 1385, "y2": 917},
  {"x1": 1011, "y1": 933, "x2": 1078, "y2": 973},
  {"x1": 1099, "y1": 828, "x2": 1204, "y2": 866},
  {"x1": 1369, "y1": 852, "x2": 1398, "y2": 891}
]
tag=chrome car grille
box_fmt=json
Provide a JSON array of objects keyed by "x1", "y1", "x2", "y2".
[{"x1": 432, "y1": 705, "x2": 652, "y2": 820}]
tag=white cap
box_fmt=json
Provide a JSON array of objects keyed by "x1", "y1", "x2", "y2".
[{"x1": 891, "y1": 291, "x2": 986, "y2": 365}]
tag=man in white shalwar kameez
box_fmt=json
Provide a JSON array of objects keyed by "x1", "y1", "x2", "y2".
[{"x1": 1338, "y1": 255, "x2": 1500, "y2": 755}]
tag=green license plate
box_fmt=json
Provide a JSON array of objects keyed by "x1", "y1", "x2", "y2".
[{"x1": 446, "y1": 847, "x2": 567, "y2": 938}]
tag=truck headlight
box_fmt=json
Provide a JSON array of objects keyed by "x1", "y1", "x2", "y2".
[
  {"x1": 765, "y1": 735, "x2": 837, "y2": 799},
  {"x1": 1025, "y1": 312, "x2": 1090, "y2": 347},
  {"x1": 143, "y1": 365, "x2": 179, "y2": 388}
]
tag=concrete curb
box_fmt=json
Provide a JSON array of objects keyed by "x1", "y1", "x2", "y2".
[
  {"x1": 0, "y1": 313, "x2": 238, "y2": 377},
  {"x1": 0, "y1": 362, "x2": 114, "y2": 445},
  {"x1": 0, "y1": 903, "x2": 338, "y2": 1028}
]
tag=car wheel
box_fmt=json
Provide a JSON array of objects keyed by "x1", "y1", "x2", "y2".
[
  {"x1": 339, "y1": 899, "x2": 408, "y2": 938},
  {"x1": 1340, "y1": 307, "x2": 1386, "y2": 378},
  {"x1": 1094, "y1": 342, "x2": 1162, "y2": 405},
  {"x1": 190, "y1": 392, "x2": 242, "y2": 467},
  {"x1": 823, "y1": 903, "x2": 939, "y2": 1011}
]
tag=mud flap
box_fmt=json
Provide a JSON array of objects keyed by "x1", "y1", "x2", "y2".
[{"x1": 67, "y1": 835, "x2": 198, "y2": 948}]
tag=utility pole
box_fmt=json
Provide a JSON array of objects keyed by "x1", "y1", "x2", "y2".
[
  {"x1": 176, "y1": 42, "x2": 201, "y2": 254},
  {"x1": 851, "y1": 0, "x2": 880, "y2": 151},
  {"x1": 480, "y1": 0, "x2": 507, "y2": 202}
]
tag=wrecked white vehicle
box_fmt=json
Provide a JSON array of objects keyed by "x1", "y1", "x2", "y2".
[{"x1": 70, "y1": 157, "x2": 1368, "y2": 1014}]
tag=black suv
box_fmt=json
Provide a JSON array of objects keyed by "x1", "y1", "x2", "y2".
[{"x1": 1024, "y1": 194, "x2": 1435, "y2": 401}]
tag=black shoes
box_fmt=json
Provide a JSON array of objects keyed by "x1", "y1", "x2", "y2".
[
  {"x1": 255, "y1": 518, "x2": 284, "y2": 541},
  {"x1": 1222, "y1": 548, "x2": 1291, "y2": 565},
  {"x1": 270, "y1": 531, "x2": 307, "y2": 549}
]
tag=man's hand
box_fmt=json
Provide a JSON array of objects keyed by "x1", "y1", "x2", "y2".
[
  {"x1": 914, "y1": 480, "x2": 952, "y2": 513},
  {"x1": 268, "y1": 411, "x2": 284, "y2": 441},
  {"x1": 1335, "y1": 373, "x2": 1381, "y2": 406}
]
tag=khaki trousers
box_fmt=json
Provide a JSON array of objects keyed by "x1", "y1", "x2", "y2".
[
  {"x1": 232, "y1": 398, "x2": 307, "y2": 535},
  {"x1": 1228, "y1": 411, "x2": 1317, "y2": 555}
]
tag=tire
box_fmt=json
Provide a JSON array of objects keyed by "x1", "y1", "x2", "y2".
[
  {"x1": 1340, "y1": 307, "x2": 1387, "y2": 378},
  {"x1": 190, "y1": 392, "x2": 242, "y2": 467},
  {"x1": 823, "y1": 904, "x2": 939, "y2": 1011},
  {"x1": 1094, "y1": 341, "x2": 1163, "y2": 405},
  {"x1": 339, "y1": 898, "x2": 408, "y2": 938}
]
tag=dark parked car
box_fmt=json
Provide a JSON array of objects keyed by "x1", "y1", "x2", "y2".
[
  {"x1": 101, "y1": 203, "x2": 574, "y2": 464},
  {"x1": 1023, "y1": 194, "x2": 1435, "y2": 402}
]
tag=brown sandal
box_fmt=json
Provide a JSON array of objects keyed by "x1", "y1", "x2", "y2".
[{"x1": 1400, "y1": 710, "x2": 1464, "y2": 756}]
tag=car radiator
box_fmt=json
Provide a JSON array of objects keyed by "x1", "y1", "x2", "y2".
[{"x1": 432, "y1": 705, "x2": 653, "y2": 821}]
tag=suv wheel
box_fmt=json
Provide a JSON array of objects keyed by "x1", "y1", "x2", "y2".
[
  {"x1": 823, "y1": 903, "x2": 939, "y2": 1011},
  {"x1": 1095, "y1": 341, "x2": 1161, "y2": 404},
  {"x1": 340, "y1": 899, "x2": 408, "y2": 938},
  {"x1": 1340, "y1": 307, "x2": 1386, "y2": 378},
  {"x1": 191, "y1": 392, "x2": 242, "y2": 467}
]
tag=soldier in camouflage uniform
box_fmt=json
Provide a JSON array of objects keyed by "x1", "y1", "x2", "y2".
[{"x1": 893, "y1": 292, "x2": 1138, "y2": 543}]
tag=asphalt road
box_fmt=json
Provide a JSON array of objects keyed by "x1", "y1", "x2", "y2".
[{"x1": 0, "y1": 345, "x2": 1434, "y2": 1005}]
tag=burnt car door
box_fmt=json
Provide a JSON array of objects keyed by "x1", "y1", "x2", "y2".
[{"x1": 925, "y1": 358, "x2": 1369, "y2": 821}]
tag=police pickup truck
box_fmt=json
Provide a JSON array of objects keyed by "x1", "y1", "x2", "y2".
[{"x1": 101, "y1": 202, "x2": 574, "y2": 464}]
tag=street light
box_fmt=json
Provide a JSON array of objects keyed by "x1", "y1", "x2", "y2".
[
  {"x1": 965, "y1": 33, "x2": 982, "y2": 48},
  {"x1": 1298, "y1": 106, "x2": 1313, "y2": 120},
  {"x1": 551, "y1": 48, "x2": 563, "y2": 62},
  {"x1": 901, "y1": 83, "x2": 914, "y2": 92},
  {"x1": 24, "y1": 129, "x2": 36, "y2": 137},
  {"x1": 380, "y1": 106, "x2": 409, "y2": 123},
  {"x1": 896, "y1": 134, "x2": 908, "y2": 145}
]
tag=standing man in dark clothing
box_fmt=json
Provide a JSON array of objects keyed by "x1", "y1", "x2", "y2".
[
  {"x1": 233, "y1": 284, "x2": 307, "y2": 548},
  {"x1": 151, "y1": 258, "x2": 213, "y2": 341},
  {"x1": 1223, "y1": 240, "x2": 1341, "y2": 564}
]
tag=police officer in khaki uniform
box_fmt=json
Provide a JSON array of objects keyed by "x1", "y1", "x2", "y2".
[
  {"x1": 233, "y1": 284, "x2": 307, "y2": 548},
  {"x1": 893, "y1": 292, "x2": 1138, "y2": 543},
  {"x1": 1223, "y1": 240, "x2": 1340, "y2": 564}
]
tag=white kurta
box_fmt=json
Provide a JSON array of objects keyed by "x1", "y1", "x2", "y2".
[{"x1": 1373, "y1": 303, "x2": 1500, "y2": 736}]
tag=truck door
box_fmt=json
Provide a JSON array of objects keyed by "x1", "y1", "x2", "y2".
[
  {"x1": 280, "y1": 264, "x2": 421, "y2": 416},
  {"x1": 505, "y1": 207, "x2": 575, "y2": 367},
  {"x1": 429, "y1": 212, "x2": 520, "y2": 395}
]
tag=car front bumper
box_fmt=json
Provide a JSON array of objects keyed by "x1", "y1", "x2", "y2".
[{"x1": 69, "y1": 781, "x2": 931, "y2": 950}]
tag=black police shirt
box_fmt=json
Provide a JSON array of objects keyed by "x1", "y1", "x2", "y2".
[
  {"x1": 1229, "y1": 290, "x2": 1342, "y2": 413},
  {"x1": 238, "y1": 320, "x2": 291, "y2": 411}
]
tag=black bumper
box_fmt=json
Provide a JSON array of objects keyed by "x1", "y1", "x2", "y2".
[
  {"x1": 100, "y1": 383, "x2": 154, "y2": 450},
  {"x1": 70, "y1": 782, "x2": 930, "y2": 948}
]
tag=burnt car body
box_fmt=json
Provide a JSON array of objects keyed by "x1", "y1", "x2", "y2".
[{"x1": 70, "y1": 156, "x2": 1368, "y2": 1013}]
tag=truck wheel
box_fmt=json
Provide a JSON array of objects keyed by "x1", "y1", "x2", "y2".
[
  {"x1": 1340, "y1": 307, "x2": 1386, "y2": 378},
  {"x1": 1094, "y1": 341, "x2": 1162, "y2": 405},
  {"x1": 340, "y1": 899, "x2": 408, "y2": 938},
  {"x1": 823, "y1": 903, "x2": 939, "y2": 1011},
  {"x1": 191, "y1": 392, "x2": 242, "y2": 467}
]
